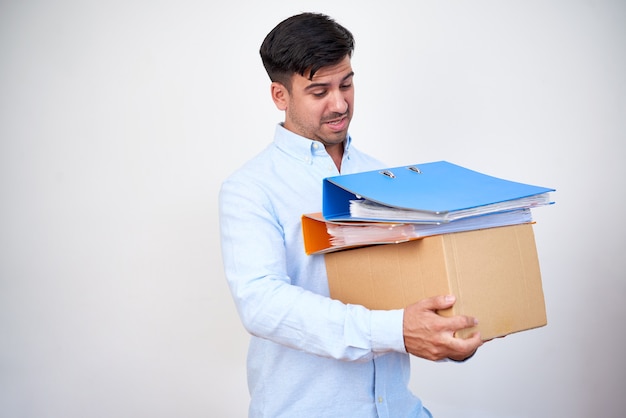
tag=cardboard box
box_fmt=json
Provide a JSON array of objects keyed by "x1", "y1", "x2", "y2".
[{"x1": 324, "y1": 223, "x2": 547, "y2": 340}]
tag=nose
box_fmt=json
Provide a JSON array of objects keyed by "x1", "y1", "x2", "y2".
[{"x1": 328, "y1": 89, "x2": 349, "y2": 114}]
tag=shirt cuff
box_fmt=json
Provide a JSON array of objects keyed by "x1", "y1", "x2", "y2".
[{"x1": 370, "y1": 309, "x2": 406, "y2": 353}]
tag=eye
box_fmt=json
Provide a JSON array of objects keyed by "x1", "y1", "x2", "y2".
[{"x1": 312, "y1": 90, "x2": 327, "y2": 97}]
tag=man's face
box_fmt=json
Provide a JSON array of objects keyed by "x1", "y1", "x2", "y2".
[{"x1": 278, "y1": 56, "x2": 354, "y2": 147}]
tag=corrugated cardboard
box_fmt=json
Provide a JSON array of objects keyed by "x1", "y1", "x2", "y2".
[{"x1": 324, "y1": 223, "x2": 547, "y2": 340}]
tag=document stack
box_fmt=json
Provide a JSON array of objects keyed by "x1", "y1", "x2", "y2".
[
  {"x1": 301, "y1": 160, "x2": 556, "y2": 340},
  {"x1": 302, "y1": 160, "x2": 554, "y2": 255}
]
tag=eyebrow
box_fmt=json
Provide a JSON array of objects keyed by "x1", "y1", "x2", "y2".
[{"x1": 304, "y1": 71, "x2": 355, "y2": 91}]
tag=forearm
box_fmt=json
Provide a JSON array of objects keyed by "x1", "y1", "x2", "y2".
[{"x1": 230, "y1": 274, "x2": 405, "y2": 361}]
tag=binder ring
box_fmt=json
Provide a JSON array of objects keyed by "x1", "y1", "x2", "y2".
[
  {"x1": 407, "y1": 166, "x2": 422, "y2": 174},
  {"x1": 379, "y1": 170, "x2": 395, "y2": 179}
]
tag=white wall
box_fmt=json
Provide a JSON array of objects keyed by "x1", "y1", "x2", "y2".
[{"x1": 1, "y1": 1, "x2": 624, "y2": 417}]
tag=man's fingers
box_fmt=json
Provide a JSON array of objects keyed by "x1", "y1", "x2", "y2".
[
  {"x1": 451, "y1": 314, "x2": 479, "y2": 331},
  {"x1": 447, "y1": 332, "x2": 483, "y2": 361},
  {"x1": 416, "y1": 294, "x2": 457, "y2": 311},
  {"x1": 404, "y1": 295, "x2": 483, "y2": 361}
]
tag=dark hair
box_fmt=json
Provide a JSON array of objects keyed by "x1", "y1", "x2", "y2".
[{"x1": 259, "y1": 12, "x2": 355, "y2": 89}]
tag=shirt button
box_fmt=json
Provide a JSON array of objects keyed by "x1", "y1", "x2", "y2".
[
  {"x1": 312, "y1": 143, "x2": 319, "y2": 149},
  {"x1": 378, "y1": 397, "x2": 383, "y2": 403}
]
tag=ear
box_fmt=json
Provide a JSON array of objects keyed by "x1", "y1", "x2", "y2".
[{"x1": 270, "y1": 82, "x2": 289, "y2": 111}]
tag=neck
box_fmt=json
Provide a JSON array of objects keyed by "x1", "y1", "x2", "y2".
[{"x1": 325, "y1": 142, "x2": 344, "y2": 172}]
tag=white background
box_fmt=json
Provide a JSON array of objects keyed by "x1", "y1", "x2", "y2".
[{"x1": 1, "y1": 1, "x2": 624, "y2": 417}]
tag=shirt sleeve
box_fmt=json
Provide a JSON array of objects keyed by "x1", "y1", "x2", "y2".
[{"x1": 219, "y1": 175, "x2": 406, "y2": 362}]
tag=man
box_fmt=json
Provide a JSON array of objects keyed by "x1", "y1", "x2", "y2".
[{"x1": 219, "y1": 12, "x2": 483, "y2": 417}]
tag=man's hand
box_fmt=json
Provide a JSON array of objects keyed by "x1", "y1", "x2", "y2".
[{"x1": 403, "y1": 295, "x2": 483, "y2": 362}]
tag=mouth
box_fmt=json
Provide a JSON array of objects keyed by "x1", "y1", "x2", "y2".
[{"x1": 324, "y1": 115, "x2": 349, "y2": 131}]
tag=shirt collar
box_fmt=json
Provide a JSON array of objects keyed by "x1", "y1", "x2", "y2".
[{"x1": 273, "y1": 123, "x2": 352, "y2": 164}]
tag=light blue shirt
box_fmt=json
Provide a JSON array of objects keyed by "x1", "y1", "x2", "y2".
[{"x1": 219, "y1": 124, "x2": 432, "y2": 418}]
